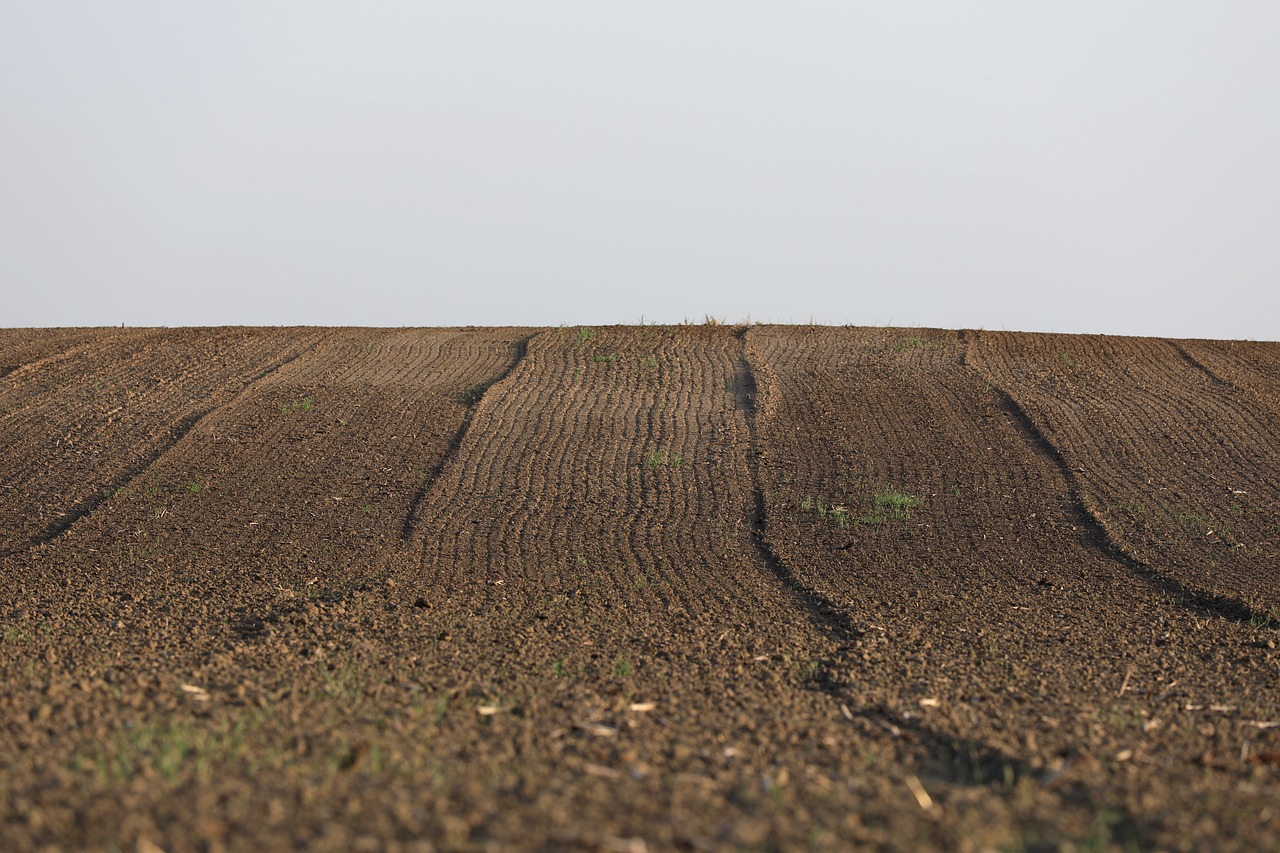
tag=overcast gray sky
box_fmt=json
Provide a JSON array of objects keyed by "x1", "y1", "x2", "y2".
[{"x1": 3, "y1": 2, "x2": 1277, "y2": 338}]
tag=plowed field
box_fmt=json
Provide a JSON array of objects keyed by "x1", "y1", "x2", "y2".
[{"x1": 2, "y1": 326, "x2": 1278, "y2": 852}]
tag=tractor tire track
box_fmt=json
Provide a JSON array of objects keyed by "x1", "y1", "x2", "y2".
[
  {"x1": 0, "y1": 332, "x2": 329, "y2": 560},
  {"x1": 744, "y1": 324, "x2": 1280, "y2": 815},
  {"x1": 987, "y1": 374, "x2": 1274, "y2": 626},
  {"x1": 399, "y1": 332, "x2": 535, "y2": 539},
  {"x1": 969, "y1": 330, "x2": 1280, "y2": 614},
  {"x1": 734, "y1": 329, "x2": 861, "y2": 645},
  {"x1": 2, "y1": 325, "x2": 1279, "y2": 853},
  {"x1": 0, "y1": 327, "x2": 133, "y2": 388},
  {"x1": 1175, "y1": 337, "x2": 1280, "y2": 423},
  {"x1": 14, "y1": 329, "x2": 535, "y2": 601}
]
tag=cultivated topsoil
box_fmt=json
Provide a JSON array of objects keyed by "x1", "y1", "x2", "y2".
[{"x1": 2, "y1": 325, "x2": 1277, "y2": 852}]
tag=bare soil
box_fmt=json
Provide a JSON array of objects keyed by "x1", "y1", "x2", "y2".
[{"x1": 2, "y1": 326, "x2": 1277, "y2": 852}]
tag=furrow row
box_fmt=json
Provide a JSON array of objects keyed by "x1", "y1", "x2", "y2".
[
  {"x1": 1176, "y1": 338, "x2": 1280, "y2": 421},
  {"x1": 0, "y1": 327, "x2": 127, "y2": 380},
  {"x1": 745, "y1": 324, "x2": 1280, "y2": 844},
  {"x1": 404, "y1": 326, "x2": 802, "y2": 637},
  {"x1": 969, "y1": 331, "x2": 1280, "y2": 611},
  {"x1": 16, "y1": 329, "x2": 532, "y2": 600},
  {"x1": 0, "y1": 329, "x2": 330, "y2": 556}
]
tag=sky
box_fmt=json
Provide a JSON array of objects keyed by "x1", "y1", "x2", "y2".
[{"x1": 2, "y1": 2, "x2": 1278, "y2": 339}]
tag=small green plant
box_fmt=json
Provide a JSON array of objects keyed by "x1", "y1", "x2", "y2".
[
  {"x1": 361, "y1": 504, "x2": 379, "y2": 515},
  {"x1": 632, "y1": 573, "x2": 649, "y2": 592},
  {"x1": 592, "y1": 352, "x2": 617, "y2": 364},
  {"x1": 320, "y1": 664, "x2": 363, "y2": 701},
  {"x1": 574, "y1": 328, "x2": 595, "y2": 349},
  {"x1": 1056, "y1": 351, "x2": 1078, "y2": 368},
  {"x1": 183, "y1": 481, "x2": 205, "y2": 494},
  {"x1": 642, "y1": 356, "x2": 660, "y2": 368},
  {"x1": 892, "y1": 336, "x2": 927, "y2": 353},
  {"x1": 644, "y1": 450, "x2": 683, "y2": 468},
  {"x1": 281, "y1": 397, "x2": 314, "y2": 414},
  {"x1": 856, "y1": 491, "x2": 923, "y2": 525},
  {"x1": 872, "y1": 491, "x2": 921, "y2": 518},
  {"x1": 613, "y1": 657, "x2": 633, "y2": 678},
  {"x1": 1247, "y1": 600, "x2": 1280, "y2": 630},
  {"x1": 455, "y1": 383, "x2": 488, "y2": 406},
  {"x1": 799, "y1": 497, "x2": 852, "y2": 528},
  {"x1": 798, "y1": 659, "x2": 830, "y2": 684},
  {"x1": 551, "y1": 658, "x2": 566, "y2": 677}
]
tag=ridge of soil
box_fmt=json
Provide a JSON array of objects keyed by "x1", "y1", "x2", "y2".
[
  {"x1": 968, "y1": 331, "x2": 1280, "y2": 615},
  {"x1": 2, "y1": 325, "x2": 1278, "y2": 852}
]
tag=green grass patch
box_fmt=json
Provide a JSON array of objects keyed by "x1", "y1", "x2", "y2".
[
  {"x1": 455, "y1": 383, "x2": 489, "y2": 406},
  {"x1": 799, "y1": 496, "x2": 853, "y2": 528},
  {"x1": 644, "y1": 450, "x2": 683, "y2": 469}
]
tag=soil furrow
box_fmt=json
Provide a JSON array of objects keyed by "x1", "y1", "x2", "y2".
[
  {"x1": 1176, "y1": 337, "x2": 1280, "y2": 421},
  {"x1": 746, "y1": 324, "x2": 1280, "y2": 849},
  {"x1": 399, "y1": 332, "x2": 534, "y2": 539},
  {"x1": 0, "y1": 329, "x2": 328, "y2": 556},
  {"x1": 2, "y1": 325, "x2": 1278, "y2": 853},
  {"x1": 1168, "y1": 340, "x2": 1235, "y2": 389},
  {"x1": 0, "y1": 407, "x2": 213, "y2": 561},
  {"x1": 987, "y1": 379, "x2": 1275, "y2": 626},
  {"x1": 0, "y1": 327, "x2": 168, "y2": 428},
  {"x1": 734, "y1": 330, "x2": 862, "y2": 645},
  {"x1": 0, "y1": 327, "x2": 132, "y2": 388},
  {"x1": 14, "y1": 330, "x2": 533, "y2": 599},
  {"x1": 0, "y1": 333, "x2": 329, "y2": 560},
  {"x1": 385, "y1": 325, "x2": 910, "y2": 848},
  {"x1": 969, "y1": 330, "x2": 1280, "y2": 613}
]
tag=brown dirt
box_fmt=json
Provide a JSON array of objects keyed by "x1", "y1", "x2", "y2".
[
  {"x1": 1, "y1": 326, "x2": 1277, "y2": 852},
  {"x1": 968, "y1": 331, "x2": 1280, "y2": 615},
  {"x1": 0, "y1": 328, "x2": 327, "y2": 559}
]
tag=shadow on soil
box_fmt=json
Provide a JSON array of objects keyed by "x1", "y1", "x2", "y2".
[
  {"x1": 229, "y1": 581, "x2": 375, "y2": 643},
  {"x1": 399, "y1": 334, "x2": 536, "y2": 540},
  {"x1": 844, "y1": 703, "x2": 1151, "y2": 849},
  {"x1": 1167, "y1": 340, "x2": 1234, "y2": 389},
  {"x1": 733, "y1": 331, "x2": 862, "y2": 646},
  {"x1": 985, "y1": 378, "x2": 1276, "y2": 630}
]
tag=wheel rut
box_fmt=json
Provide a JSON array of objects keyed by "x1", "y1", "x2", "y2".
[
  {"x1": 1167, "y1": 340, "x2": 1235, "y2": 389},
  {"x1": 983, "y1": 375, "x2": 1272, "y2": 626},
  {"x1": 733, "y1": 330, "x2": 861, "y2": 645},
  {"x1": 967, "y1": 329, "x2": 1280, "y2": 622},
  {"x1": 0, "y1": 327, "x2": 139, "y2": 390},
  {"x1": 5, "y1": 325, "x2": 1280, "y2": 853},
  {"x1": 399, "y1": 333, "x2": 535, "y2": 540},
  {"x1": 0, "y1": 335, "x2": 326, "y2": 561}
]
